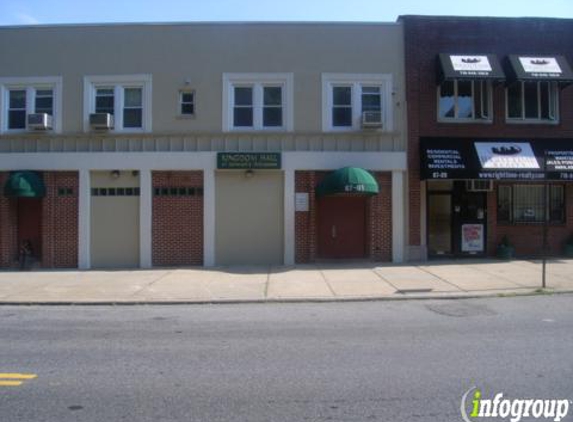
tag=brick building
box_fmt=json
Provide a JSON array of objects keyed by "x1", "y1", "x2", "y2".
[
  {"x1": 400, "y1": 16, "x2": 573, "y2": 259},
  {"x1": 0, "y1": 22, "x2": 407, "y2": 269}
]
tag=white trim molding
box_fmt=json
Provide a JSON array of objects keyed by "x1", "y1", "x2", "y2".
[
  {"x1": 0, "y1": 76, "x2": 63, "y2": 134},
  {"x1": 321, "y1": 73, "x2": 393, "y2": 132},
  {"x1": 83, "y1": 74, "x2": 152, "y2": 133},
  {"x1": 222, "y1": 72, "x2": 294, "y2": 132}
]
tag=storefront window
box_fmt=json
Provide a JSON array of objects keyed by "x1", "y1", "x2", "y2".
[{"x1": 497, "y1": 185, "x2": 564, "y2": 224}]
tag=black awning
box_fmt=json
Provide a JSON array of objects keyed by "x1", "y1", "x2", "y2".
[
  {"x1": 507, "y1": 55, "x2": 573, "y2": 84},
  {"x1": 438, "y1": 53, "x2": 505, "y2": 84},
  {"x1": 420, "y1": 137, "x2": 573, "y2": 181}
]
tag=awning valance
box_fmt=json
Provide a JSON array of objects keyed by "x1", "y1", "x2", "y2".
[
  {"x1": 507, "y1": 55, "x2": 573, "y2": 84},
  {"x1": 316, "y1": 167, "x2": 379, "y2": 197},
  {"x1": 438, "y1": 53, "x2": 505, "y2": 83},
  {"x1": 4, "y1": 171, "x2": 46, "y2": 198},
  {"x1": 420, "y1": 137, "x2": 573, "y2": 181}
]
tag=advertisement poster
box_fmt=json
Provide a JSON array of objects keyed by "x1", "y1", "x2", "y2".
[{"x1": 461, "y1": 224, "x2": 484, "y2": 252}]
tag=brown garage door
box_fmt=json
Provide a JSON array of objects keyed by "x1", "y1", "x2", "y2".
[{"x1": 317, "y1": 196, "x2": 366, "y2": 259}]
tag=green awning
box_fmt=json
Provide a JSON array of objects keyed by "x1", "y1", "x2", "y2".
[
  {"x1": 316, "y1": 167, "x2": 379, "y2": 197},
  {"x1": 4, "y1": 171, "x2": 46, "y2": 198}
]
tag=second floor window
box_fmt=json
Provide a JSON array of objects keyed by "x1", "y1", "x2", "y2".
[
  {"x1": 8, "y1": 90, "x2": 26, "y2": 129},
  {"x1": 223, "y1": 73, "x2": 293, "y2": 131},
  {"x1": 179, "y1": 91, "x2": 195, "y2": 116},
  {"x1": 438, "y1": 80, "x2": 491, "y2": 121},
  {"x1": 84, "y1": 75, "x2": 151, "y2": 133},
  {"x1": 506, "y1": 81, "x2": 558, "y2": 122},
  {"x1": 0, "y1": 76, "x2": 61, "y2": 133},
  {"x1": 123, "y1": 88, "x2": 143, "y2": 128},
  {"x1": 322, "y1": 74, "x2": 391, "y2": 131},
  {"x1": 231, "y1": 85, "x2": 283, "y2": 129}
]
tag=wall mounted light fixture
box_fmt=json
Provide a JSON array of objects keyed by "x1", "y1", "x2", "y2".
[{"x1": 111, "y1": 170, "x2": 121, "y2": 179}]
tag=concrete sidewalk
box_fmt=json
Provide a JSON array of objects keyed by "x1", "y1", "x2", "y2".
[{"x1": 0, "y1": 259, "x2": 572, "y2": 304}]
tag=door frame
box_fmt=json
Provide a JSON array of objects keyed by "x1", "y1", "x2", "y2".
[{"x1": 426, "y1": 181, "x2": 488, "y2": 258}]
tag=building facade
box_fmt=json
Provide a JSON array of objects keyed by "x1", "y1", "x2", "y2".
[
  {"x1": 0, "y1": 23, "x2": 407, "y2": 269},
  {"x1": 401, "y1": 16, "x2": 573, "y2": 260}
]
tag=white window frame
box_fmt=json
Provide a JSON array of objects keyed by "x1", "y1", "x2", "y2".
[
  {"x1": 322, "y1": 73, "x2": 393, "y2": 132},
  {"x1": 437, "y1": 79, "x2": 492, "y2": 123},
  {"x1": 222, "y1": 73, "x2": 294, "y2": 132},
  {"x1": 83, "y1": 74, "x2": 152, "y2": 133},
  {"x1": 178, "y1": 89, "x2": 195, "y2": 118},
  {"x1": 505, "y1": 81, "x2": 559, "y2": 124},
  {"x1": 0, "y1": 76, "x2": 63, "y2": 134}
]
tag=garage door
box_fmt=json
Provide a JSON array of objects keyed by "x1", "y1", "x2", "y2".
[
  {"x1": 215, "y1": 171, "x2": 283, "y2": 265},
  {"x1": 90, "y1": 171, "x2": 140, "y2": 268}
]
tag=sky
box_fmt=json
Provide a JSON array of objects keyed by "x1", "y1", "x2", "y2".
[{"x1": 0, "y1": 0, "x2": 571, "y2": 26}]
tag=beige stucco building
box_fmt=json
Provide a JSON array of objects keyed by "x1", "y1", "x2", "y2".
[{"x1": 0, "y1": 22, "x2": 407, "y2": 269}]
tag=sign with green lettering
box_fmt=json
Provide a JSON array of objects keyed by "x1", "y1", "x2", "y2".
[{"x1": 217, "y1": 153, "x2": 282, "y2": 170}]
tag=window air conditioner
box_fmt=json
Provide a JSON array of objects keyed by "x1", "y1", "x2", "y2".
[
  {"x1": 89, "y1": 113, "x2": 114, "y2": 130},
  {"x1": 466, "y1": 180, "x2": 493, "y2": 192},
  {"x1": 27, "y1": 113, "x2": 52, "y2": 130},
  {"x1": 361, "y1": 111, "x2": 383, "y2": 128}
]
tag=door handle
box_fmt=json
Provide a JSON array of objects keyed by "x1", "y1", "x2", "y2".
[{"x1": 331, "y1": 225, "x2": 337, "y2": 238}]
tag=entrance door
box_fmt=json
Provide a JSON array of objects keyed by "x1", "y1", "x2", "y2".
[
  {"x1": 17, "y1": 198, "x2": 42, "y2": 259},
  {"x1": 453, "y1": 190, "x2": 487, "y2": 256},
  {"x1": 318, "y1": 196, "x2": 366, "y2": 259},
  {"x1": 427, "y1": 193, "x2": 452, "y2": 256}
]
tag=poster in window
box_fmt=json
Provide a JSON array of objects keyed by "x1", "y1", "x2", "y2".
[{"x1": 461, "y1": 224, "x2": 484, "y2": 252}]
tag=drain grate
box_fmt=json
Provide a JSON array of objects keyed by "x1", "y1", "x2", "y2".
[{"x1": 396, "y1": 288, "x2": 434, "y2": 294}]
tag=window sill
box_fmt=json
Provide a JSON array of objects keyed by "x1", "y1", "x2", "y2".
[
  {"x1": 1, "y1": 129, "x2": 58, "y2": 136},
  {"x1": 176, "y1": 114, "x2": 196, "y2": 120},
  {"x1": 497, "y1": 222, "x2": 566, "y2": 226},
  {"x1": 225, "y1": 127, "x2": 290, "y2": 133},
  {"x1": 437, "y1": 119, "x2": 492, "y2": 124},
  {"x1": 505, "y1": 119, "x2": 559, "y2": 125}
]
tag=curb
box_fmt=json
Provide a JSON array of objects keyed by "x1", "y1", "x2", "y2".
[{"x1": 0, "y1": 289, "x2": 571, "y2": 306}]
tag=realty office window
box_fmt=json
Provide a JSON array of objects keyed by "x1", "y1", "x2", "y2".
[
  {"x1": 438, "y1": 80, "x2": 491, "y2": 121},
  {"x1": 497, "y1": 185, "x2": 564, "y2": 224},
  {"x1": 506, "y1": 81, "x2": 558, "y2": 122},
  {"x1": 84, "y1": 74, "x2": 152, "y2": 132},
  {"x1": 0, "y1": 76, "x2": 62, "y2": 133},
  {"x1": 322, "y1": 74, "x2": 391, "y2": 131},
  {"x1": 223, "y1": 73, "x2": 293, "y2": 131}
]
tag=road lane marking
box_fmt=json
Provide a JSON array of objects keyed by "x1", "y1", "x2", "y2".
[
  {"x1": 0, "y1": 381, "x2": 23, "y2": 386},
  {"x1": 0, "y1": 373, "x2": 37, "y2": 387},
  {"x1": 0, "y1": 373, "x2": 37, "y2": 380}
]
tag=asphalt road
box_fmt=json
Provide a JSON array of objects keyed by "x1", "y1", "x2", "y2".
[{"x1": 0, "y1": 295, "x2": 572, "y2": 422}]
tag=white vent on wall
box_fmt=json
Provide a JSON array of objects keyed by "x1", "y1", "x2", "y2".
[
  {"x1": 27, "y1": 113, "x2": 52, "y2": 130},
  {"x1": 89, "y1": 113, "x2": 114, "y2": 130},
  {"x1": 466, "y1": 180, "x2": 493, "y2": 192},
  {"x1": 361, "y1": 111, "x2": 383, "y2": 128}
]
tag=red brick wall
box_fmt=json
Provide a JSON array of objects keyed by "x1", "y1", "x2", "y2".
[
  {"x1": 402, "y1": 16, "x2": 573, "y2": 255},
  {"x1": 42, "y1": 172, "x2": 79, "y2": 268},
  {"x1": 368, "y1": 173, "x2": 392, "y2": 261},
  {"x1": 0, "y1": 173, "x2": 18, "y2": 267},
  {"x1": 152, "y1": 171, "x2": 203, "y2": 266},
  {"x1": 295, "y1": 170, "x2": 392, "y2": 263},
  {"x1": 0, "y1": 171, "x2": 78, "y2": 268}
]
